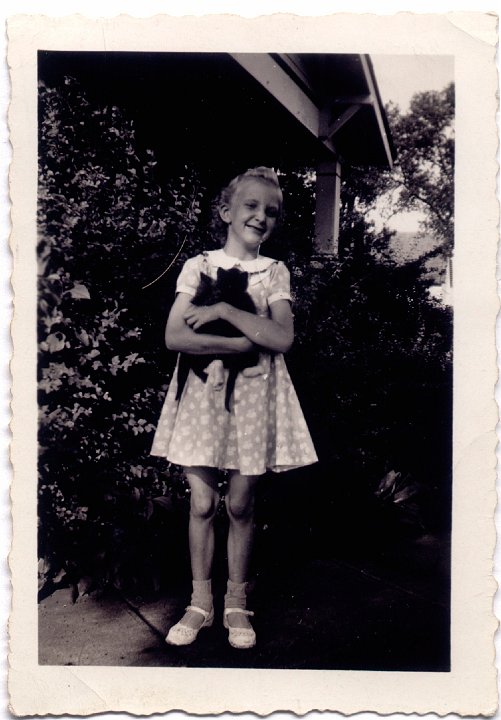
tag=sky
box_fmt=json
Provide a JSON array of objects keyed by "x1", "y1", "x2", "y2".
[{"x1": 372, "y1": 54, "x2": 454, "y2": 112}]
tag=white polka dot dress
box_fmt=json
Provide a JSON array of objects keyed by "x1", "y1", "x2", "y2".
[{"x1": 150, "y1": 249, "x2": 318, "y2": 475}]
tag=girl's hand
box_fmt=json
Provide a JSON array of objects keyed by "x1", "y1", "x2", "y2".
[{"x1": 184, "y1": 303, "x2": 224, "y2": 330}]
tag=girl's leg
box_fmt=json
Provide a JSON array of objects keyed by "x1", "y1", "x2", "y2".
[
  {"x1": 225, "y1": 471, "x2": 259, "y2": 582},
  {"x1": 166, "y1": 466, "x2": 219, "y2": 643},
  {"x1": 224, "y1": 472, "x2": 259, "y2": 641},
  {"x1": 187, "y1": 466, "x2": 220, "y2": 582}
]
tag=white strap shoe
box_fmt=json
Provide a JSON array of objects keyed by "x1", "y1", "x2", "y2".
[
  {"x1": 165, "y1": 605, "x2": 214, "y2": 646},
  {"x1": 223, "y1": 608, "x2": 256, "y2": 649}
]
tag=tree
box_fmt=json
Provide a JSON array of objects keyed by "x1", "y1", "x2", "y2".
[
  {"x1": 383, "y1": 83, "x2": 455, "y2": 252},
  {"x1": 338, "y1": 163, "x2": 396, "y2": 261}
]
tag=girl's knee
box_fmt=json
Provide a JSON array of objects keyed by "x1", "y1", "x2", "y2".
[
  {"x1": 190, "y1": 489, "x2": 219, "y2": 521},
  {"x1": 225, "y1": 492, "x2": 255, "y2": 522},
  {"x1": 186, "y1": 466, "x2": 219, "y2": 520}
]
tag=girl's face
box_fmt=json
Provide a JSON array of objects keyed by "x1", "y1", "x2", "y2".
[{"x1": 220, "y1": 178, "x2": 281, "y2": 256}]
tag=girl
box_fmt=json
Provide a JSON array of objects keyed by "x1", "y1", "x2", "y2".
[{"x1": 151, "y1": 167, "x2": 317, "y2": 649}]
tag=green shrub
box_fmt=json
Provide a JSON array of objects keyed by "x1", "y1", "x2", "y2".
[{"x1": 38, "y1": 77, "x2": 202, "y2": 593}]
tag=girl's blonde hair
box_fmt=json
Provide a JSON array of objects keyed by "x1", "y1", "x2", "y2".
[
  {"x1": 212, "y1": 167, "x2": 283, "y2": 241},
  {"x1": 220, "y1": 166, "x2": 283, "y2": 208}
]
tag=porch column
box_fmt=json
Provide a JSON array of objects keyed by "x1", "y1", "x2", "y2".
[{"x1": 314, "y1": 159, "x2": 342, "y2": 255}]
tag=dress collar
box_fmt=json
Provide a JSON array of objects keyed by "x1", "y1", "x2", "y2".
[{"x1": 207, "y1": 248, "x2": 276, "y2": 272}]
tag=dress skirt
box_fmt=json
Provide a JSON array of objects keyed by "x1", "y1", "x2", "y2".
[{"x1": 150, "y1": 352, "x2": 318, "y2": 476}]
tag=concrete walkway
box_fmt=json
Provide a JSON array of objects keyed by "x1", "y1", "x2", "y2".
[{"x1": 39, "y1": 550, "x2": 449, "y2": 671}]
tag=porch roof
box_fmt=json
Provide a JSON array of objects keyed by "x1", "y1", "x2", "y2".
[
  {"x1": 39, "y1": 51, "x2": 394, "y2": 174},
  {"x1": 231, "y1": 53, "x2": 395, "y2": 168}
]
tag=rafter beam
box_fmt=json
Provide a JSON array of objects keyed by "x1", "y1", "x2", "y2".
[
  {"x1": 270, "y1": 53, "x2": 318, "y2": 102},
  {"x1": 332, "y1": 94, "x2": 374, "y2": 105},
  {"x1": 320, "y1": 104, "x2": 362, "y2": 142},
  {"x1": 229, "y1": 53, "x2": 337, "y2": 157}
]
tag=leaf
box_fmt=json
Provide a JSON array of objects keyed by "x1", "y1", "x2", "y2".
[
  {"x1": 46, "y1": 332, "x2": 66, "y2": 353},
  {"x1": 153, "y1": 495, "x2": 173, "y2": 511},
  {"x1": 76, "y1": 329, "x2": 91, "y2": 346},
  {"x1": 38, "y1": 557, "x2": 50, "y2": 578},
  {"x1": 69, "y1": 283, "x2": 91, "y2": 300},
  {"x1": 76, "y1": 575, "x2": 94, "y2": 600},
  {"x1": 52, "y1": 568, "x2": 67, "y2": 584},
  {"x1": 375, "y1": 469, "x2": 400, "y2": 498},
  {"x1": 393, "y1": 485, "x2": 419, "y2": 505},
  {"x1": 38, "y1": 257, "x2": 49, "y2": 276}
]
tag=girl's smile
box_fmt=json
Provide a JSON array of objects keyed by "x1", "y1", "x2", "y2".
[{"x1": 219, "y1": 178, "x2": 281, "y2": 259}]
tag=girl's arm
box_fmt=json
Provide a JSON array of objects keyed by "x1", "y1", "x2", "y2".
[
  {"x1": 184, "y1": 300, "x2": 294, "y2": 354},
  {"x1": 165, "y1": 292, "x2": 254, "y2": 355}
]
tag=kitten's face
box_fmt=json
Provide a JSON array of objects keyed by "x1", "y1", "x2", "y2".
[{"x1": 216, "y1": 267, "x2": 249, "y2": 292}]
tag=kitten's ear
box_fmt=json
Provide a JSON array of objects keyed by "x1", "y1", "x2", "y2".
[
  {"x1": 237, "y1": 270, "x2": 249, "y2": 288},
  {"x1": 199, "y1": 272, "x2": 212, "y2": 288},
  {"x1": 217, "y1": 267, "x2": 226, "y2": 282}
]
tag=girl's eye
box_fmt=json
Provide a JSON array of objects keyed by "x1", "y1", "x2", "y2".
[
  {"x1": 266, "y1": 208, "x2": 279, "y2": 218},
  {"x1": 245, "y1": 202, "x2": 257, "y2": 209}
]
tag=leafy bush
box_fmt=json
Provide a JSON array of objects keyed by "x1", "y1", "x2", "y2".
[
  {"x1": 37, "y1": 76, "x2": 452, "y2": 594},
  {"x1": 38, "y1": 77, "x2": 203, "y2": 593},
  {"x1": 281, "y1": 180, "x2": 452, "y2": 558}
]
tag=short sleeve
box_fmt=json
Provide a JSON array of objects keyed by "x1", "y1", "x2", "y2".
[
  {"x1": 267, "y1": 261, "x2": 292, "y2": 305},
  {"x1": 175, "y1": 256, "x2": 201, "y2": 296}
]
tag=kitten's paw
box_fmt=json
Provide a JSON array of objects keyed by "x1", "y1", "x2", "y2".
[
  {"x1": 207, "y1": 359, "x2": 225, "y2": 390},
  {"x1": 212, "y1": 377, "x2": 224, "y2": 391}
]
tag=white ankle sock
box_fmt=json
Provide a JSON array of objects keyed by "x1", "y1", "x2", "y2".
[
  {"x1": 191, "y1": 579, "x2": 213, "y2": 612},
  {"x1": 224, "y1": 580, "x2": 247, "y2": 610}
]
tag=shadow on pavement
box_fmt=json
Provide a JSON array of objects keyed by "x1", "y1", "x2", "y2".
[{"x1": 39, "y1": 542, "x2": 449, "y2": 671}]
